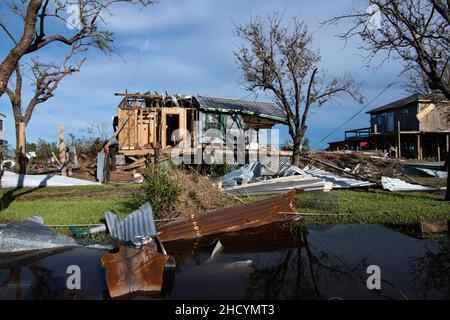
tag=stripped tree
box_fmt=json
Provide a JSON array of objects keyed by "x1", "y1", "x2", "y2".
[
  {"x1": 324, "y1": 0, "x2": 450, "y2": 199},
  {"x1": 0, "y1": 0, "x2": 153, "y2": 173},
  {"x1": 5, "y1": 46, "x2": 84, "y2": 173},
  {"x1": 0, "y1": 0, "x2": 153, "y2": 98},
  {"x1": 234, "y1": 13, "x2": 364, "y2": 166}
]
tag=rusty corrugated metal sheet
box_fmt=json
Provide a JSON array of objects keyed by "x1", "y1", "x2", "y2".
[
  {"x1": 101, "y1": 245, "x2": 169, "y2": 298},
  {"x1": 158, "y1": 189, "x2": 302, "y2": 242}
]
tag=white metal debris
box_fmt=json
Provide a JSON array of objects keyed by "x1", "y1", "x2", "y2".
[
  {"x1": 223, "y1": 174, "x2": 332, "y2": 196},
  {"x1": 220, "y1": 162, "x2": 277, "y2": 186},
  {"x1": 381, "y1": 176, "x2": 444, "y2": 192},
  {"x1": 302, "y1": 165, "x2": 375, "y2": 189},
  {"x1": 416, "y1": 168, "x2": 448, "y2": 179},
  {"x1": 0, "y1": 171, "x2": 100, "y2": 188}
]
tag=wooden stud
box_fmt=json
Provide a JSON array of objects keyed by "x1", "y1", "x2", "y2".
[
  {"x1": 446, "y1": 134, "x2": 449, "y2": 153},
  {"x1": 417, "y1": 134, "x2": 422, "y2": 160},
  {"x1": 397, "y1": 121, "x2": 401, "y2": 158},
  {"x1": 59, "y1": 125, "x2": 67, "y2": 176}
]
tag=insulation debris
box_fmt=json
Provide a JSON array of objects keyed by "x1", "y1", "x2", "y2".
[
  {"x1": 381, "y1": 176, "x2": 445, "y2": 192},
  {"x1": 0, "y1": 171, "x2": 100, "y2": 188},
  {"x1": 157, "y1": 189, "x2": 302, "y2": 242}
]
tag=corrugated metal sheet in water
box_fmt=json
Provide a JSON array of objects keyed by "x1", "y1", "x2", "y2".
[{"x1": 158, "y1": 189, "x2": 302, "y2": 242}]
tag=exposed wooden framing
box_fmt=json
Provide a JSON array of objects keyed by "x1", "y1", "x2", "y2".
[
  {"x1": 138, "y1": 108, "x2": 143, "y2": 148},
  {"x1": 397, "y1": 121, "x2": 401, "y2": 158},
  {"x1": 114, "y1": 92, "x2": 282, "y2": 159}
]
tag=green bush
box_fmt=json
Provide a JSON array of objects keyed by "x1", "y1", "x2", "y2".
[
  {"x1": 211, "y1": 160, "x2": 231, "y2": 177},
  {"x1": 133, "y1": 164, "x2": 183, "y2": 219},
  {"x1": 35, "y1": 139, "x2": 59, "y2": 163}
]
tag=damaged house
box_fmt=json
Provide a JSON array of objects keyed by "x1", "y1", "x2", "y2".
[
  {"x1": 112, "y1": 92, "x2": 287, "y2": 159},
  {"x1": 329, "y1": 94, "x2": 450, "y2": 160}
]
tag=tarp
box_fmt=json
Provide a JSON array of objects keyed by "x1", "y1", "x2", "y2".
[{"x1": 1, "y1": 171, "x2": 100, "y2": 188}]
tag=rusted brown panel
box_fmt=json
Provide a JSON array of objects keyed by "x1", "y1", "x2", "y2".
[
  {"x1": 158, "y1": 189, "x2": 302, "y2": 242},
  {"x1": 101, "y1": 245, "x2": 169, "y2": 298},
  {"x1": 163, "y1": 223, "x2": 304, "y2": 254}
]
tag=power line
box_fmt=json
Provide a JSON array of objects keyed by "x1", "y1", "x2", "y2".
[{"x1": 313, "y1": 82, "x2": 397, "y2": 149}]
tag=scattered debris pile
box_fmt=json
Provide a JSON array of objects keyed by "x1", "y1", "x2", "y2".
[
  {"x1": 302, "y1": 151, "x2": 405, "y2": 181},
  {"x1": 219, "y1": 159, "x2": 376, "y2": 196},
  {"x1": 302, "y1": 165, "x2": 375, "y2": 189}
]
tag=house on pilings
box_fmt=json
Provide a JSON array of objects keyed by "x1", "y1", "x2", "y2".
[
  {"x1": 111, "y1": 92, "x2": 289, "y2": 165},
  {"x1": 328, "y1": 94, "x2": 450, "y2": 161}
]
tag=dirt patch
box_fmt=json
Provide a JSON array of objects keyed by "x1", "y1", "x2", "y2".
[{"x1": 169, "y1": 168, "x2": 236, "y2": 217}]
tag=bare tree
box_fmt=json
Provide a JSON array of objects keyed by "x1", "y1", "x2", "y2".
[
  {"x1": 324, "y1": 0, "x2": 450, "y2": 200},
  {"x1": 0, "y1": 0, "x2": 154, "y2": 98},
  {"x1": 5, "y1": 46, "x2": 84, "y2": 173},
  {"x1": 234, "y1": 13, "x2": 364, "y2": 165}
]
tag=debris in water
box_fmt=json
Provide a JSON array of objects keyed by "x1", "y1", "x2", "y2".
[
  {"x1": 101, "y1": 243, "x2": 169, "y2": 298},
  {"x1": 0, "y1": 217, "x2": 77, "y2": 253},
  {"x1": 157, "y1": 189, "x2": 302, "y2": 242}
]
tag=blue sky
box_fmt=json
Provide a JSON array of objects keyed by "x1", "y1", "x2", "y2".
[{"x1": 0, "y1": 0, "x2": 407, "y2": 149}]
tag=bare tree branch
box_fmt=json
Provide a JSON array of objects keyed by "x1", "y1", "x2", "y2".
[
  {"x1": 324, "y1": 0, "x2": 449, "y2": 100},
  {"x1": 0, "y1": 0, "x2": 154, "y2": 98},
  {"x1": 234, "y1": 13, "x2": 363, "y2": 165}
]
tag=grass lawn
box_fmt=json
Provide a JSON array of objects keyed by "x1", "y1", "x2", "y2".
[
  {"x1": 295, "y1": 189, "x2": 450, "y2": 224},
  {"x1": 0, "y1": 184, "x2": 449, "y2": 227},
  {"x1": 0, "y1": 184, "x2": 140, "y2": 225}
]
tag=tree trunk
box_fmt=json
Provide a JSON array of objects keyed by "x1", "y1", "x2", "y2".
[
  {"x1": 15, "y1": 121, "x2": 28, "y2": 174},
  {"x1": 0, "y1": 0, "x2": 42, "y2": 98},
  {"x1": 445, "y1": 151, "x2": 450, "y2": 201},
  {"x1": 292, "y1": 134, "x2": 303, "y2": 166}
]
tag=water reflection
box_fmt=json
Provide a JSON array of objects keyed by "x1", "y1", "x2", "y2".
[{"x1": 0, "y1": 223, "x2": 448, "y2": 300}]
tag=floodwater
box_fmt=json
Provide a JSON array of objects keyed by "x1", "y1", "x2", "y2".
[{"x1": 0, "y1": 223, "x2": 448, "y2": 300}]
